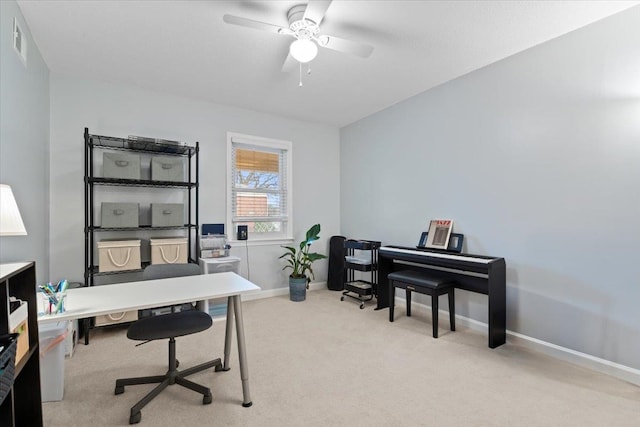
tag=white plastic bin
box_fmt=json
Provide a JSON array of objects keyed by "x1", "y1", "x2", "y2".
[
  {"x1": 64, "y1": 319, "x2": 78, "y2": 358},
  {"x1": 199, "y1": 256, "x2": 240, "y2": 275},
  {"x1": 198, "y1": 256, "x2": 240, "y2": 315},
  {"x1": 39, "y1": 321, "x2": 67, "y2": 402}
]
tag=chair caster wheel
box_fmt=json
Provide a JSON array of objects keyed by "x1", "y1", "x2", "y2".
[
  {"x1": 114, "y1": 385, "x2": 124, "y2": 395},
  {"x1": 129, "y1": 411, "x2": 141, "y2": 424},
  {"x1": 176, "y1": 359, "x2": 180, "y2": 368},
  {"x1": 340, "y1": 296, "x2": 344, "y2": 301},
  {"x1": 203, "y1": 393, "x2": 212, "y2": 405},
  {"x1": 360, "y1": 304, "x2": 365, "y2": 309}
]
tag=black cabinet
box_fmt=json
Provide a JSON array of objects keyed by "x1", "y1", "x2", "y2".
[
  {"x1": 0, "y1": 262, "x2": 43, "y2": 427},
  {"x1": 340, "y1": 240, "x2": 381, "y2": 309}
]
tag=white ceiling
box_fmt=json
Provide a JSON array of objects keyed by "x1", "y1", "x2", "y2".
[{"x1": 17, "y1": 0, "x2": 639, "y2": 127}]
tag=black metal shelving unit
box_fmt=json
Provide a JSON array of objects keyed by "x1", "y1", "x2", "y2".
[
  {"x1": 83, "y1": 128, "x2": 199, "y2": 340},
  {"x1": 341, "y1": 239, "x2": 381, "y2": 309}
]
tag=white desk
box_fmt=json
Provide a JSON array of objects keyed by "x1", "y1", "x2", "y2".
[{"x1": 38, "y1": 271, "x2": 260, "y2": 407}]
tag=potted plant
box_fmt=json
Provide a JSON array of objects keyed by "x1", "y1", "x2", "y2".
[{"x1": 279, "y1": 224, "x2": 327, "y2": 301}]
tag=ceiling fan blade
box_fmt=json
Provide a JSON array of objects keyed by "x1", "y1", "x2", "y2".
[
  {"x1": 281, "y1": 53, "x2": 298, "y2": 73},
  {"x1": 318, "y1": 35, "x2": 374, "y2": 58},
  {"x1": 303, "y1": 0, "x2": 332, "y2": 25},
  {"x1": 223, "y1": 14, "x2": 291, "y2": 36}
]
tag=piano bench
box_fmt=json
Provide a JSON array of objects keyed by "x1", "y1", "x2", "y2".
[{"x1": 388, "y1": 270, "x2": 455, "y2": 338}]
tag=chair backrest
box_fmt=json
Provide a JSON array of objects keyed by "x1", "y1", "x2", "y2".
[{"x1": 142, "y1": 263, "x2": 201, "y2": 281}]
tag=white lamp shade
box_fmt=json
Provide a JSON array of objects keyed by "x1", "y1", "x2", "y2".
[
  {"x1": 0, "y1": 184, "x2": 27, "y2": 236},
  {"x1": 289, "y1": 39, "x2": 318, "y2": 63}
]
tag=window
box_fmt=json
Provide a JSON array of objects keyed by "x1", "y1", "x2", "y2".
[{"x1": 227, "y1": 133, "x2": 292, "y2": 242}]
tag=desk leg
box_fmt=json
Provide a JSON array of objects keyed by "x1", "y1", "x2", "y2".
[
  {"x1": 232, "y1": 294, "x2": 252, "y2": 407},
  {"x1": 83, "y1": 318, "x2": 91, "y2": 345},
  {"x1": 222, "y1": 296, "x2": 234, "y2": 371}
]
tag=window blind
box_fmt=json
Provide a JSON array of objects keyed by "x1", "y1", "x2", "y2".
[{"x1": 231, "y1": 141, "x2": 289, "y2": 236}]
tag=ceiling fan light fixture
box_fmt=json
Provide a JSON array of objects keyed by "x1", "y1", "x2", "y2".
[{"x1": 290, "y1": 38, "x2": 318, "y2": 63}]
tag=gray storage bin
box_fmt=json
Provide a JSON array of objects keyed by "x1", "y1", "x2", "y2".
[
  {"x1": 101, "y1": 203, "x2": 139, "y2": 228},
  {"x1": 151, "y1": 203, "x2": 184, "y2": 227},
  {"x1": 103, "y1": 152, "x2": 141, "y2": 180},
  {"x1": 151, "y1": 156, "x2": 185, "y2": 182}
]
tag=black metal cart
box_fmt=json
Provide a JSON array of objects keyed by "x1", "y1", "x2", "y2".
[{"x1": 341, "y1": 239, "x2": 381, "y2": 309}]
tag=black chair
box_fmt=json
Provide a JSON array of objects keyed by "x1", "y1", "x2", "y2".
[
  {"x1": 138, "y1": 264, "x2": 202, "y2": 317},
  {"x1": 114, "y1": 264, "x2": 222, "y2": 424},
  {"x1": 388, "y1": 270, "x2": 455, "y2": 338},
  {"x1": 140, "y1": 263, "x2": 201, "y2": 281}
]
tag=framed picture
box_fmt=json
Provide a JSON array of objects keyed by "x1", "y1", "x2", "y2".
[{"x1": 424, "y1": 219, "x2": 453, "y2": 249}]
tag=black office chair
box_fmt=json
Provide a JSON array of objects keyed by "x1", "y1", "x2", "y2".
[
  {"x1": 114, "y1": 263, "x2": 222, "y2": 424},
  {"x1": 138, "y1": 263, "x2": 201, "y2": 317}
]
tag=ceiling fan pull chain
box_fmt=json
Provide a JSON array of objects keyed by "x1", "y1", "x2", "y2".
[
  {"x1": 299, "y1": 62, "x2": 303, "y2": 87},
  {"x1": 307, "y1": 64, "x2": 312, "y2": 75}
]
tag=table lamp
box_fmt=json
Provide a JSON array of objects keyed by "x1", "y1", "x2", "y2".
[{"x1": 0, "y1": 184, "x2": 27, "y2": 236}]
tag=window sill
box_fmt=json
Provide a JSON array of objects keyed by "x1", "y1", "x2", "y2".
[{"x1": 228, "y1": 238, "x2": 293, "y2": 247}]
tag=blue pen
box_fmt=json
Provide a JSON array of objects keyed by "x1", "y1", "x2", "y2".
[
  {"x1": 54, "y1": 279, "x2": 69, "y2": 313},
  {"x1": 54, "y1": 294, "x2": 66, "y2": 313},
  {"x1": 45, "y1": 282, "x2": 56, "y2": 295}
]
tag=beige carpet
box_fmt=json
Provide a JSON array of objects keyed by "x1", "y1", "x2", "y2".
[{"x1": 42, "y1": 289, "x2": 640, "y2": 426}]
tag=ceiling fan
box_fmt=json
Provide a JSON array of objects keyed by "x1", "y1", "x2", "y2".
[{"x1": 223, "y1": 0, "x2": 374, "y2": 73}]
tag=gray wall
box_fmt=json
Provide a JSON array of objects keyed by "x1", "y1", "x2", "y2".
[
  {"x1": 0, "y1": 0, "x2": 50, "y2": 282},
  {"x1": 49, "y1": 75, "x2": 340, "y2": 291},
  {"x1": 340, "y1": 7, "x2": 640, "y2": 369}
]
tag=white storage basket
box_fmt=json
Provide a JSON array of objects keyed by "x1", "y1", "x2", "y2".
[
  {"x1": 94, "y1": 310, "x2": 138, "y2": 327},
  {"x1": 150, "y1": 237, "x2": 188, "y2": 265},
  {"x1": 97, "y1": 239, "x2": 141, "y2": 272}
]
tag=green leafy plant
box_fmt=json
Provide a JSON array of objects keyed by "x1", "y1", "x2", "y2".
[{"x1": 279, "y1": 224, "x2": 327, "y2": 285}]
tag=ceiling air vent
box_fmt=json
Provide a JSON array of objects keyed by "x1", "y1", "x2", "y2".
[{"x1": 13, "y1": 18, "x2": 27, "y2": 66}]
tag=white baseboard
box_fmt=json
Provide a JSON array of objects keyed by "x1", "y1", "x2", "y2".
[
  {"x1": 506, "y1": 330, "x2": 640, "y2": 387},
  {"x1": 396, "y1": 296, "x2": 640, "y2": 387},
  {"x1": 240, "y1": 285, "x2": 640, "y2": 386},
  {"x1": 242, "y1": 281, "x2": 327, "y2": 301}
]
